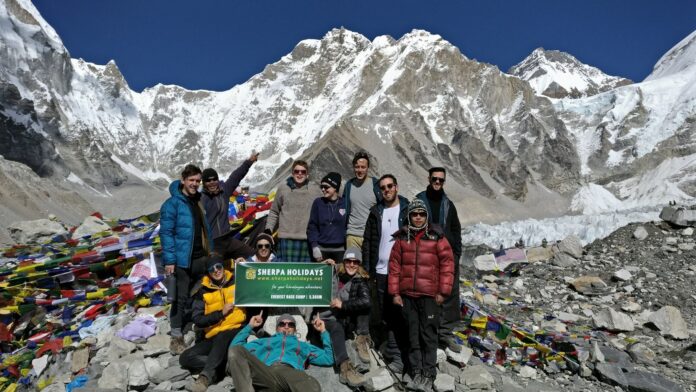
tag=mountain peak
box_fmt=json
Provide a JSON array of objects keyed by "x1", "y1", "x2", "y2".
[
  {"x1": 510, "y1": 48, "x2": 631, "y2": 98},
  {"x1": 646, "y1": 29, "x2": 696, "y2": 81}
]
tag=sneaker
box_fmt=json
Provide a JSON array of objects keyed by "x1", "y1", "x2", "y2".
[
  {"x1": 339, "y1": 360, "x2": 366, "y2": 388},
  {"x1": 354, "y1": 334, "x2": 373, "y2": 364},
  {"x1": 190, "y1": 374, "x2": 209, "y2": 392},
  {"x1": 440, "y1": 335, "x2": 462, "y2": 353},
  {"x1": 170, "y1": 336, "x2": 186, "y2": 355}
]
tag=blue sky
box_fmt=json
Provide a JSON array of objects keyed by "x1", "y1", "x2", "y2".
[{"x1": 34, "y1": 0, "x2": 695, "y2": 92}]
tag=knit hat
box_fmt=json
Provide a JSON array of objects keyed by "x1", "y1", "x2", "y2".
[
  {"x1": 276, "y1": 314, "x2": 295, "y2": 328},
  {"x1": 202, "y1": 168, "x2": 219, "y2": 182},
  {"x1": 342, "y1": 246, "x2": 362, "y2": 263},
  {"x1": 407, "y1": 198, "x2": 428, "y2": 230},
  {"x1": 205, "y1": 254, "x2": 225, "y2": 272},
  {"x1": 254, "y1": 233, "x2": 275, "y2": 247},
  {"x1": 320, "y1": 172, "x2": 341, "y2": 191}
]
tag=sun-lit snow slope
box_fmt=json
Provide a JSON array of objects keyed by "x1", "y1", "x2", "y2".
[
  {"x1": 555, "y1": 31, "x2": 696, "y2": 176},
  {"x1": 509, "y1": 48, "x2": 631, "y2": 99}
]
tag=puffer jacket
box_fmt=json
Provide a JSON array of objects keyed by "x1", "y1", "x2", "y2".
[
  {"x1": 335, "y1": 272, "x2": 370, "y2": 315},
  {"x1": 191, "y1": 270, "x2": 246, "y2": 339},
  {"x1": 160, "y1": 180, "x2": 213, "y2": 268},
  {"x1": 230, "y1": 323, "x2": 334, "y2": 369},
  {"x1": 387, "y1": 224, "x2": 454, "y2": 298}
]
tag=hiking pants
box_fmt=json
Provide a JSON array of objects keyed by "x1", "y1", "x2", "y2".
[
  {"x1": 439, "y1": 257, "x2": 461, "y2": 340},
  {"x1": 325, "y1": 312, "x2": 369, "y2": 364},
  {"x1": 179, "y1": 328, "x2": 239, "y2": 381},
  {"x1": 402, "y1": 296, "x2": 440, "y2": 378},
  {"x1": 375, "y1": 274, "x2": 408, "y2": 364},
  {"x1": 170, "y1": 257, "x2": 207, "y2": 336},
  {"x1": 227, "y1": 346, "x2": 321, "y2": 392}
]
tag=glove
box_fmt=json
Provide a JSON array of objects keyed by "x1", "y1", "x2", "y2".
[{"x1": 312, "y1": 247, "x2": 323, "y2": 260}]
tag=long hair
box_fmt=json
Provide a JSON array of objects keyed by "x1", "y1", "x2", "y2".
[{"x1": 337, "y1": 262, "x2": 369, "y2": 278}]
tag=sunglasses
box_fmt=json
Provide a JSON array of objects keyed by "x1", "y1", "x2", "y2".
[
  {"x1": 320, "y1": 184, "x2": 332, "y2": 190},
  {"x1": 410, "y1": 211, "x2": 427, "y2": 217},
  {"x1": 379, "y1": 183, "x2": 395, "y2": 191},
  {"x1": 430, "y1": 177, "x2": 446, "y2": 184},
  {"x1": 344, "y1": 259, "x2": 360, "y2": 265},
  {"x1": 204, "y1": 178, "x2": 218, "y2": 183},
  {"x1": 257, "y1": 243, "x2": 271, "y2": 249},
  {"x1": 207, "y1": 263, "x2": 224, "y2": 273},
  {"x1": 293, "y1": 169, "x2": 307, "y2": 175},
  {"x1": 278, "y1": 321, "x2": 296, "y2": 328}
]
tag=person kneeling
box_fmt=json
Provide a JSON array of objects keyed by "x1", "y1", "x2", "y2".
[
  {"x1": 227, "y1": 313, "x2": 333, "y2": 392},
  {"x1": 319, "y1": 247, "x2": 372, "y2": 387},
  {"x1": 180, "y1": 256, "x2": 245, "y2": 392}
]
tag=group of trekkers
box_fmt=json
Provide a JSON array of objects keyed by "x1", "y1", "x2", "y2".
[{"x1": 159, "y1": 151, "x2": 462, "y2": 392}]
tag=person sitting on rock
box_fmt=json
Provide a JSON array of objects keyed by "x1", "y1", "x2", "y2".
[
  {"x1": 389, "y1": 198, "x2": 455, "y2": 392},
  {"x1": 180, "y1": 256, "x2": 246, "y2": 392},
  {"x1": 318, "y1": 247, "x2": 372, "y2": 388},
  {"x1": 227, "y1": 312, "x2": 333, "y2": 392}
]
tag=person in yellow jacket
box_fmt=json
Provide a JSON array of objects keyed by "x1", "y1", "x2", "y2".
[{"x1": 180, "y1": 255, "x2": 246, "y2": 392}]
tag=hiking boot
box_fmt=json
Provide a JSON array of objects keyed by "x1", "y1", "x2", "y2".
[
  {"x1": 440, "y1": 335, "x2": 462, "y2": 353},
  {"x1": 339, "y1": 360, "x2": 366, "y2": 388},
  {"x1": 354, "y1": 334, "x2": 373, "y2": 363},
  {"x1": 405, "y1": 372, "x2": 421, "y2": 391},
  {"x1": 170, "y1": 336, "x2": 186, "y2": 355},
  {"x1": 387, "y1": 358, "x2": 404, "y2": 375},
  {"x1": 417, "y1": 375, "x2": 434, "y2": 392},
  {"x1": 190, "y1": 374, "x2": 209, "y2": 392}
]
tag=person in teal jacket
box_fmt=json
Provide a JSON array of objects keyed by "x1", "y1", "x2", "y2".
[
  {"x1": 227, "y1": 312, "x2": 333, "y2": 392},
  {"x1": 160, "y1": 164, "x2": 215, "y2": 354}
]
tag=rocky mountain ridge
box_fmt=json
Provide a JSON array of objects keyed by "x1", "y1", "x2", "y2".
[{"x1": 1, "y1": 0, "x2": 696, "y2": 229}]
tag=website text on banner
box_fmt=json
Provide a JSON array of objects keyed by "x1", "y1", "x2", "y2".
[{"x1": 234, "y1": 262, "x2": 332, "y2": 306}]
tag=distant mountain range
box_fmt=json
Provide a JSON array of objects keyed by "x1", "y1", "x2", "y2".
[{"x1": 1, "y1": 0, "x2": 695, "y2": 238}]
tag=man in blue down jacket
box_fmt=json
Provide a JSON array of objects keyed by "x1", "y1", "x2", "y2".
[
  {"x1": 227, "y1": 313, "x2": 333, "y2": 392},
  {"x1": 160, "y1": 164, "x2": 214, "y2": 355},
  {"x1": 201, "y1": 151, "x2": 259, "y2": 260}
]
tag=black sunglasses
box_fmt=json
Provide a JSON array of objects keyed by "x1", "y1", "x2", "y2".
[
  {"x1": 207, "y1": 263, "x2": 224, "y2": 273},
  {"x1": 204, "y1": 178, "x2": 218, "y2": 183},
  {"x1": 410, "y1": 211, "x2": 427, "y2": 217},
  {"x1": 320, "y1": 184, "x2": 331, "y2": 190},
  {"x1": 278, "y1": 321, "x2": 296, "y2": 328},
  {"x1": 379, "y1": 183, "x2": 395, "y2": 191},
  {"x1": 257, "y1": 243, "x2": 271, "y2": 249},
  {"x1": 293, "y1": 169, "x2": 307, "y2": 174},
  {"x1": 430, "y1": 177, "x2": 446, "y2": 184}
]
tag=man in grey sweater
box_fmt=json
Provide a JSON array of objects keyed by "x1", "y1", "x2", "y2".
[{"x1": 265, "y1": 160, "x2": 321, "y2": 262}]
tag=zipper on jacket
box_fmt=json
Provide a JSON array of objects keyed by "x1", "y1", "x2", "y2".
[{"x1": 413, "y1": 236, "x2": 419, "y2": 293}]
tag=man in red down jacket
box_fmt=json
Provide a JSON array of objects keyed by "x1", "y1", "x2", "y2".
[{"x1": 388, "y1": 198, "x2": 454, "y2": 392}]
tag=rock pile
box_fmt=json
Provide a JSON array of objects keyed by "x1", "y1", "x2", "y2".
[{"x1": 3, "y1": 211, "x2": 694, "y2": 392}]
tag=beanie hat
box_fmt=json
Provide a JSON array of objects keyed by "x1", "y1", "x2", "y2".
[
  {"x1": 276, "y1": 314, "x2": 295, "y2": 328},
  {"x1": 407, "y1": 198, "x2": 428, "y2": 231},
  {"x1": 343, "y1": 246, "x2": 362, "y2": 264},
  {"x1": 254, "y1": 233, "x2": 275, "y2": 247},
  {"x1": 320, "y1": 172, "x2": 342, "y2": 191},
  {"x1": 205, "y1": 254, "x2": 225, "y2": 272},
  {"x1": 202, "y1": 168, "x2": 219, "y2": 182}
]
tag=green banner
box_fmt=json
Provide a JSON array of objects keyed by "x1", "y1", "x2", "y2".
[{"x1": 234, "y1": 262, "x2": 332, "y2": 307}]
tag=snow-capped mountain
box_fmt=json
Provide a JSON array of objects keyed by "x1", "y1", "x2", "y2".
[
  {"x1": 1, "y1": 0, "x2": 696, "y2": 229},
  {"x1": 555, "y1": 30, "x2": 696, "y2": 213},
  {"x1": 509, "y1": 48, "x2": 632, "y2": 98}
]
